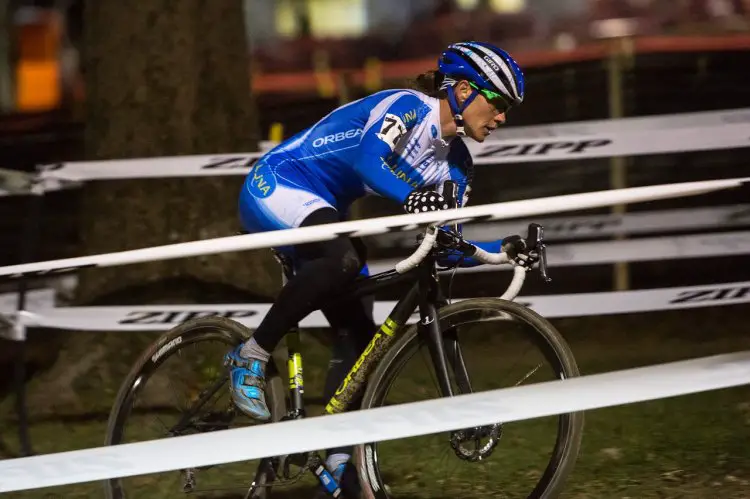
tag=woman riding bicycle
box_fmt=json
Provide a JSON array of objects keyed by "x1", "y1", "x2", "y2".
[{"x1": 224, "y1": 40, "x2": 525, "y2": 496}]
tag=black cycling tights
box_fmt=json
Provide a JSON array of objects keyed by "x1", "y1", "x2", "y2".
[{"x1": 252, "y1": 208, "x2": 377, "y2": 455}]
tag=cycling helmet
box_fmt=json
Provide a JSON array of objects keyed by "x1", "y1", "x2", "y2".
[{"x1": 437, "y1": 41, "x2": 525, "y2": 135}]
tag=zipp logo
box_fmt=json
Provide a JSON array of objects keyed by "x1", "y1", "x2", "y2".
[
  {"x1": 476, "y1": 139, "x2": 611, "y2": 158},
  {"x1": 313, "y1": 128, "x2": 363, "y2": 148},
  {"x1": 669, "y1": 286, "x2": 750, "y2": 304},
  {"x1": 119, "y1": 309, "x2": 258, "y2": 326},
  {"x1": 202, "y1": 156, "x2": 260, "y2": 170}
]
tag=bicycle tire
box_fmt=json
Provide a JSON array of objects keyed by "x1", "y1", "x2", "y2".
[
  {"x1": 103, "y1": 316, "x2": 287, "y2": 499},
  {"x1": 353, "y1": 298, "x2": 584, "y2": 499}
]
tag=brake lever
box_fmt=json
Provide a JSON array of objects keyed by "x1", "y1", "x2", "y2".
[
  {"x1": 537, "y1": 241, "x2": 551, "y2": 283},
  {"x1": 527, "y1": 223, "x2": 552, "y2": 283}
]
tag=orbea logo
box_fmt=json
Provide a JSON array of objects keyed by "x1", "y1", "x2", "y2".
[{"x1": 313, "y1": 128, "x2": 363, "y2": 148}]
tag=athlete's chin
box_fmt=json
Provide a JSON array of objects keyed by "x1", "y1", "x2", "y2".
[{"x1": 469, "y1": 132, "x2": 487, "y2": 143}]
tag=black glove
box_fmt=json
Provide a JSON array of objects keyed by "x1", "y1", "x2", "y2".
[
  {"x1": 403, "y1": 189, "x2": 449, "y2": 214},
  {"x1": 502, "y1": 235, "x2": 540, "y2": 268}
]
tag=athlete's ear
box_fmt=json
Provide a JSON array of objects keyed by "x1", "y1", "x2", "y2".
[{"x1": 455, "y1": 80, "x2": 472, "y2": 104}]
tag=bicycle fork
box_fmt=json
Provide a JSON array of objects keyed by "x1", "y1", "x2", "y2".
[{"x1": 417, "y1": 254, "x2": 473, "y2": 399}]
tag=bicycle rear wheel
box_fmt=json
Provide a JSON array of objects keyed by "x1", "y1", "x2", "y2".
[
  {"x1": 103, "y1": 316, "x2": 286, "y2": 499},
  {"x1": 354, "y1": 298, "x2": 584, "y2": 499}
]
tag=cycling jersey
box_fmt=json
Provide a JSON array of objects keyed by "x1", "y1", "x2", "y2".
[{"x1": 238, "y1": 88, "x2": 502, "y2": 265}]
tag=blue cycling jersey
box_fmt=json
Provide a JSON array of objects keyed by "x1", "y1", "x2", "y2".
[
  {"x1": 239, "y1": 88, "x2": 503, "y2": 266},
  {"x1": 257, "y1": 89, "x2": 472, "y2": 211}
]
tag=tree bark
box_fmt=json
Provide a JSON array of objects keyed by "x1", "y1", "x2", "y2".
[
  {"x1": 3, "y1": 0, "x2": 282, "y2": 418},
  {"x1": 76, "y1": 0, "x2": 279, "y2": 305}
]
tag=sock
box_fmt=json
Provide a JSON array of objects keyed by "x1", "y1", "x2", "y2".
[
  {"x1": 326, "y1": 453, "x2": 350, "y2": 480},
  {"x1": 240, "y1": 337, "x2": 271, "y2": 363}
]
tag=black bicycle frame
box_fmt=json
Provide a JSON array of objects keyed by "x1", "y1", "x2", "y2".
[{"x1": 276, "y1": 240, "x2": 463, "y2": 422}]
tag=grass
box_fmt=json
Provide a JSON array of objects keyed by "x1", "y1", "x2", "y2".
[{"x1": 1, "y1": 304, "x2": 749, "y2": 499}]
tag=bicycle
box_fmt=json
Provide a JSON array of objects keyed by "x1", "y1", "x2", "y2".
[{"x1": 104, "y1": 197, "x2": 584, "y2": 499}]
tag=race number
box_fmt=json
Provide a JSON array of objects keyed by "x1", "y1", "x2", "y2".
[{"x1": 376, "y1": 113, "x2": 407, "y2": 151}]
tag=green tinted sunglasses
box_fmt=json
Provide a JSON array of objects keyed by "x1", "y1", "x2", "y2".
[{"x1": 469, "y1": 82, "x2": 512, "y2": 114}]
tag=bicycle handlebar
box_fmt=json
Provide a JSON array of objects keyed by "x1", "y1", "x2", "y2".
[
  {"x1": 393, "y1": 181, "x2": 550, "y2": 303},
  {"x1": 394, "y1": 221, "x2": 550, "y2": 303},
  {"x1": 394, "y1": 225, "x2": 440, "y2": 274}
]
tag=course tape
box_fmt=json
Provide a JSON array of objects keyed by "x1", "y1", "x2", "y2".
[
  {"x1": 1, "y1": 108, "x2": 746, "y2": 198},
  {"x1": 477, "y1": 107, "x2": 750, "y2": 139},
  {"x1": 370, "y1": 230, "x2": 750, "y2": 275},
  {"x1": 375, "y1": 204, "x2": 750, "y2": 247},
  {"x1": 0, "y1": 288, "x2": 55, "y2": 313},
  {"x1": 0, "y1": 351, "x2": 748, "y2": 493},
  {"x1": 12, "y1": 281, "x2": 750, "y2": 332},
  {"x1": 0, "y1": 178, "x2": 747, "y2": 280},
  {"x1": 466, "y1": 123, "x2": 750, "y2": 165},
  {"x1": 32, "y1": 122, "x2": 750, "y2": 182}
]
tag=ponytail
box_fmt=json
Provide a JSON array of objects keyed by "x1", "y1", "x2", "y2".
[{"x1": 410, "y1": 70, "x2": 448, "y2": 99}]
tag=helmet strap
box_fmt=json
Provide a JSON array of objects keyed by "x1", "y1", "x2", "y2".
[{"x1": 446, "y1": 85, "x2": 479, "y2": 136}]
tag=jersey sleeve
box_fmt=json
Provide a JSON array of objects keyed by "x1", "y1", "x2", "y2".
[{"x1": 352, "y1": 93, "x2": 430, "y2": 204}]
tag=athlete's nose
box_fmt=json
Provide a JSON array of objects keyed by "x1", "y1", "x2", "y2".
[{"x1": 494, "y1": 112, "x2": 506, "y2": 126}]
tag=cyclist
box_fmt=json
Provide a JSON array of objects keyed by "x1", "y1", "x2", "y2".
[{"x1": 225, "y1": 41, "x2": 525, "y2": 496}]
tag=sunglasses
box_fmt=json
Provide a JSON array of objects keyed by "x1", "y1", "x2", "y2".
[{"x1": 469, "y1": 82, "x2": 512, "y2": 114}]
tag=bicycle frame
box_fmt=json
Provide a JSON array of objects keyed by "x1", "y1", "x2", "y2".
[
  {"x1": 276, "y1": 243, "x2": 459, "y2": 422},
  {"x1": 277, "y1": 216, "x2": 547, "y2": 423},
  {"x1": 254, "y1": 217, "x2": 546, "y2": 496}
]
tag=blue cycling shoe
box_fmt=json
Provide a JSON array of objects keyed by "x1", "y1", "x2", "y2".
[{"x1": 224, "y1": 344, "x2": 271, "y2": 422}]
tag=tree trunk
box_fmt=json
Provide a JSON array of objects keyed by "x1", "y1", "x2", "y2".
[
  {"x1": 75, "y1": 0, "x2": 279, "y2": 304},
  {"x1": 8, "y1": 1, "x2": 282, "y2": 418}
]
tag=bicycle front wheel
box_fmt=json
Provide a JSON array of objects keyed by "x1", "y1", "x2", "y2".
[{"x1": 354, "y1": 298, "x2": 584, "y2": 499}]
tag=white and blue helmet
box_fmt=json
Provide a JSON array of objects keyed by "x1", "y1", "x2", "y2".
[{"x1": 437, "y1": 41, "x2": 525, "y2": 134}]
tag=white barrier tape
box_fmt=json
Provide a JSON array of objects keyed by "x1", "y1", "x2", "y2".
[
  {"x1": 6, "y1": 205, "x2": 742, "y2": 304},
  {"x1": 38, "y1": 154, "x2": 262, "y2": 182},
  {"x1": 32, "y1": 116, "x2": 750, "y2": 183},
  {"x1": 18, "y1": 281, "x2": 750, "y2": 332},
  {"x1": 466, "y1": 123, "x2": 750, "y2": 165},
  {"x1": 258, "y1": 109, "x2": 750, "y2": 146},
  {"x1": 0, "y1": 288, "x2": 56, "y2": 314},
  {"x1": 487, "y1": 107, "x2": 750, "y2": 140},
  {"x1": 375, "y1": 204, "x2": 750, "y2": 247},
  {"x1": 0, "y1": 226, "x2": 750, "y2": 314},
  {"x1": 0, "y1": 178, "x2": 746, "y2": 280},
  {"x1": 369, "y1": 230, "x2": 750, "y2": 275},
  {"x1": 0, "y1": 177, "x2": 78, "y2": 198},
  {"x1": 1, "y1": 350, "x2": 749, "y2": 493}
]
